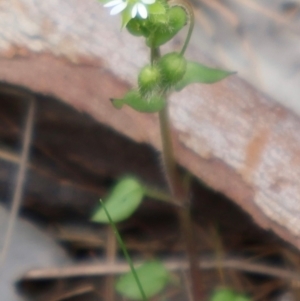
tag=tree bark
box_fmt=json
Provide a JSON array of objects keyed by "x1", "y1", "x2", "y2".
[{"x1": 0, "y1": 0, "x2": 300, "y2": 249}]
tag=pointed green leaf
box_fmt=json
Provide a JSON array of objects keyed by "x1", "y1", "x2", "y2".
[
  {"x1": 91, "y1": 177, "x2": 144, "y2": 223},
  {"x1": 175, "y1": 61, "x2": 235, "y2": 91},
  {"x1": 148, "y1": 2, "x2": 166, "y2": 14},
  {"x1": 111, "y1": 98, "x2": 124, "y2": 109},
  {"x1": 112, "y1": 90, "x2": 165, "y2": 113},
  {"x1": 116, "y1": 261, "x2": 170, "y2": 300}
]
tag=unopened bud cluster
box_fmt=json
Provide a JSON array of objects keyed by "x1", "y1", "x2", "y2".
[
  {"x1": 127, "y1": 5, "x2": 187, "y2": 48},
  {"x1": 138, "y1": 52, "x2": 187, "y2": 96}
]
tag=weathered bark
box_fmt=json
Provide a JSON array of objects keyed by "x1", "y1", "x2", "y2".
[{"x1": 1, "y1": 0, "x2": 300, "y2": 249}]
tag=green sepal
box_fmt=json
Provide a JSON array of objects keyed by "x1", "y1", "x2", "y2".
[
  {"x1": 91, "y1": 176, "x2": 145, "y2": 223},
  {"x1": 148, "y1": 2, "x2": 166, "y2": 14},
  {"x1": 126, "y1": 18, "x2": 150, "y2": 37},
  {"x1": 158, "y1": 52, "x2": 187, "y2": 87},
  {"x1": 111, "y1": 90, "x2": 166, "y2": 113},
  {"x1": 175, "y1": 61, "x2": 235, "y2": 91},
  {"x1": 121, "y1": 6, "x2": 133, "y2": 28},
  {"x1": 146, "y1": 6, "x2": 187, "y2": 47},
  {"x1": 116, "y1": 260, "x2": 171, "y2": 300}
]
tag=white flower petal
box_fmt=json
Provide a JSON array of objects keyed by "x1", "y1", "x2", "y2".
[
  {"x1": 137, "y1": 3, "x2": 147, "y2": 19},
  {"x1": 104, "y1": 0, "x2": 123, "y2": 7},
  {"x1": 110, "y1": 2, "x2": 127, "y2": 15},
  {"x1": 131, "y1": 4, "x2": 138, "y2": 18},
  {"x1": 141, "y1": 0, "x2": 155, "y2": 5}
]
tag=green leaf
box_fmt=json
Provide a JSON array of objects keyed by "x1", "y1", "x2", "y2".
[
  {"x1": 148, "y1": 2, "x2": 166, "y2": 15},
  {"x1": 111, "y1": 98, "x2": 124, "y2": 109},
  {"x1": 91, "y1": 177, "x2": 144, "y2": 223},
  {"x1": 210, "y1": 288, "x2": 252, "y2": 301},
  {"x1": 116, "y1": 261, "x2": 170, "y2": 300},
  {"x1": 175, "y1": 61, "x2": 235, "y2": 91},
  {"x1": 210, "y1": 288, "x2": 237, "y2": 301},
  {"x1": 112, "y1": 90, "x2": 166, "y2": 113}
]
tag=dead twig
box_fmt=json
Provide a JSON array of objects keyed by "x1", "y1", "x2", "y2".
[
  {"x1": 0, "y1": 94, "x2": 35, "y2": 266},
  {"x1": 23, "y1": 256, "x2": 300, "y2": 283}
]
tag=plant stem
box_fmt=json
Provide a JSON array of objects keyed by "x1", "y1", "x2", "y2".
[
  {"x1": 180, "y1": 2, "x2": 194, "y2": 56},
  {"x1": 143, "y1": 186, "x2": 173, "y2": 203},
  {"x1": 169, "y1": 0, "x2": 195, "y2": 56},
  {"x1": 158, "y1": 107, "x2": 186, "y2": 205},
  {"x1": 158, "y1": 106, "x2": 203, "y2": 300},
  {"x1": 151, "y1": 35, "x2": 202, "y2": 298},
  {"x1": 100, "y1": 200, "x2": 147, "y2": 301},
  {"x1": 150, "y1": 47, "x2": 160, "y2": 64}
]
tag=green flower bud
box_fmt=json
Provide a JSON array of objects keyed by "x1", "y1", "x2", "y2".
[
  {"x1": 146, "y1": 6, "x2": 187, "y2": 47},
  {"x1": 126, "y1": 18, "x2": 150, "y2": 37},
  {"x1": 158, "y1": 52, "x2": 187, "y2": 87},
  {"x1": 138, "y1": 64, "x2": 161, "y2": 95}
]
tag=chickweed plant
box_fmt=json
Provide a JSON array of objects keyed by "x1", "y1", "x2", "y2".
[{"x1": 92, "y1": 0, "x2": 250, "y2": 300}]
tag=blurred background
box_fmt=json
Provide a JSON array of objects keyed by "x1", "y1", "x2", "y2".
[
  {"x1": 189, "y1": 0, "x2": 300, "y2": 115},
  {"x1": 0, "y1": 0, "x2": 300, "y2": 300}
]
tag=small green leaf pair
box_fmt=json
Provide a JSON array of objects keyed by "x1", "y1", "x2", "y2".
[
  {"x1": 92, "y1": 177, "x2": 171, "y2": 301},
  {"x1": 210, "y1": 288, "x2": 252, "y2": 301},
  {"x1": 111, "y1": 57, "x2": 233, "y2": 113},
  {"x1": 117, "y1": 260, "x2": 171, "y2": 300}
]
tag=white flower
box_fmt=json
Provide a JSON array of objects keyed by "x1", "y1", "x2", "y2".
[
  {"x1": 104, "y1": 0, "x2": 155, "y2": 19},
  {"x1": 104, "y1": 0, "x2": 128, "y2": 16},
  {"x1": 131, "y1": 0, "x2": 155, "y2": 19}
]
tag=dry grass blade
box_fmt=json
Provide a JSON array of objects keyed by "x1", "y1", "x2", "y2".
[
  {"x1": 0, "y1": 95, "x2": 35, "y2": 266},
  {"x1": 22, "y1": 257, "x2": 300, "y2": 283}
]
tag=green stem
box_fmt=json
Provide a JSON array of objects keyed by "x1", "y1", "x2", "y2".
[
  {"x1": 150, "y1": 47, "x2": 160, "y2": 65},
  {"x1": 158, "y1": 106, "x2": 186, "y2": 205},
  {"x1": 100, "y1": 200, "x2": 147, "y2": 301},
  {"x1": 158, "y1": 105, "x2": 203, "y2": 301},
  {"x1": 151, "y1": 32, "x2": 201, "y2": 300},
  {"x1": 143, "y1": 186, "x2": 173, "y2": 203},
  {"x1": 175, "y1": 0, "x2": 194, "y2": 56}
]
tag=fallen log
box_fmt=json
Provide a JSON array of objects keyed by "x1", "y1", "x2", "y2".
[{"x1": 0, "y1": 0, "x2": 300, "y2": 249}]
